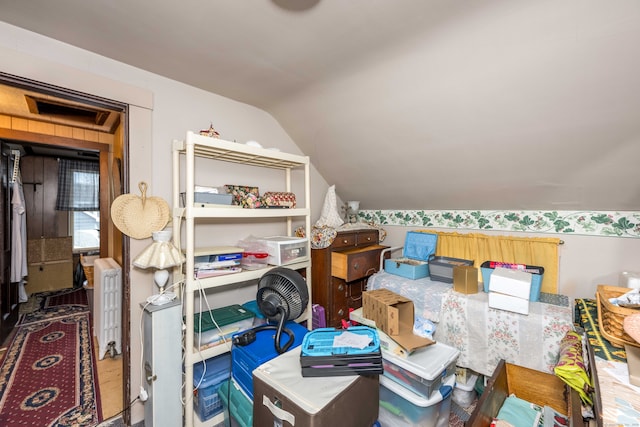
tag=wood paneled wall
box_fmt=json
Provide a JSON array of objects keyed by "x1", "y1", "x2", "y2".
[{"x1": 21, "y1": 156, "x2": 68, "y2": 239}]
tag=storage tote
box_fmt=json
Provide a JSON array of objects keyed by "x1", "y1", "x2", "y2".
[
  {"x1": 384, "y1": 232, "x2": 437, "y2": 280},
  {"x1": 480, "y1": 261, "x2": 544, "y2": 302},
  {"x1": 231, "y1": 320, "x2": 308, "y2": 400},
  {"x1": 428, "y1": 256, "x2": 474, "y2": 283},
  {"x1": 381, "y1": 341, "x2": 459, "y2": 399},
  {"x1": 219, "y1": 378, "x2": 253, "y2": 427},
  {"x1": 192, "y1": 304, "x2": 255, "y2": 350},
  {"x1": 192, "y1": 353, "x2": 232, "y2": 422},
  {"x1": 378, "y1": 374, "x2": 454, "y2": 427}
]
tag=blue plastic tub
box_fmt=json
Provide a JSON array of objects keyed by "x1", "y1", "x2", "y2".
[
  {"x1": 481, "y1": 261, "x2": 544, "y2": 302},
  {"x1": 192, "y1": 353, "x2": 231, "y2": 422}
]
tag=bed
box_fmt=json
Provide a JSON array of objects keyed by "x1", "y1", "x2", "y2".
[{"x1": 367, "y1": 271, "x2": 574, "y2": 376}]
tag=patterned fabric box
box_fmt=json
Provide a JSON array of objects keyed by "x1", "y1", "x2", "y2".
[{"x1": 261, "y1": 191, "x2": 296, "y2": 208}]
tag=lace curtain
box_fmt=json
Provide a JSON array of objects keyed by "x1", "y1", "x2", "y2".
[{"x1": 55, "y1": 158, "x2": 100, "y2": 211}]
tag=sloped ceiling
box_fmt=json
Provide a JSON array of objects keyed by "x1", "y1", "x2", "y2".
[{"x1": 1, "y1": 0, "x2": 639, "y2": 211}]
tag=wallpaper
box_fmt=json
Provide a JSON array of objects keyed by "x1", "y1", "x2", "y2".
[{"x1": 359, "y1": 210, "x2": 640, "y2": 238}]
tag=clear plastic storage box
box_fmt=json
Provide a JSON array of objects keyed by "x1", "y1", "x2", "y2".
[
  {"x1": 257, "y1": 236, "x2": 308, "y2": 266},
  {"x1": 382, "y1": 341, "x2": 459, "y2": 399}
]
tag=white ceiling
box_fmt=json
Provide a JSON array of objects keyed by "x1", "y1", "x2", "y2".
[{"x1": 1, "y1": 0, "x2": 640, "y2": 211}]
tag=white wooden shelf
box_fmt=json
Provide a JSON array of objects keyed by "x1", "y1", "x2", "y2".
[{"x1": 173, "y1": 131, "x2": 312, "y2": 427}]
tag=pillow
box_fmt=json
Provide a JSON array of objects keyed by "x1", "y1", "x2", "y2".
[{"x1": 496, "y1": 395, "x2": 542, "y2": 427}]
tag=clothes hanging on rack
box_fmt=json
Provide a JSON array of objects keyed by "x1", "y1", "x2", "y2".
[{"x1": 11, "y1": 176, "x2": 28, "y2": 303}]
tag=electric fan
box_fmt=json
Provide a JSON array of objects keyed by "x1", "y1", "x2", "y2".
[{"x1": 253, "y1": 267, "x2": 309, "y2": 354}]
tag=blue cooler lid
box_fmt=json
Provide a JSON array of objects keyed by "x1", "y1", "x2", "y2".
[
  {"x1": 193, "y1": 353, "x2": 231, "y2": 389},
  {"x1": 403, "y1": 232, "x2": 437, "y2": 262}
]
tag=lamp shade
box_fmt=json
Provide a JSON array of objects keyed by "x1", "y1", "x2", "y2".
[{"x1": 133, "y1": 229, "x2": 185, "y2": 270}]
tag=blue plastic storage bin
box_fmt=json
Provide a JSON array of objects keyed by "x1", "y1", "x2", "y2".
[
  {"x1": 480, "y1": 261, "x2": 544, "y2": 302},
  {"x1": 192, "y1": 353, "x2": 232, "y2": 422},
  {"x1": 231, "y1": 321, "x2": 308, "y2": 400}
]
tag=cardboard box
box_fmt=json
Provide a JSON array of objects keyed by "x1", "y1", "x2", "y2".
[
  {"x1": 453, "y1": 265, "x2": 479, "y2": 294},
  {"x1": 488, "y1": 267, "x2": 532, "y2": 300},
  {"x1": 362, "y1": 289, "x2": 434, "y2": 353},
  {"x1": 488, "y1": 292, "x2": 529, "y2": 315}
]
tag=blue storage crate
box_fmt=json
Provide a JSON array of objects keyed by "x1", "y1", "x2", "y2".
[
  {"x1": 480, "y1": 261, "x2": 544, "y2": 302},
  {"x1": 384, "y1": 232, "x2": 436, "y2": 280},
  {"x1": 192, "y1": 353, "x2": 231, "y2": 422},
  {"x1": 231, "y1": 321, "x2": 308, "y2": 400}
]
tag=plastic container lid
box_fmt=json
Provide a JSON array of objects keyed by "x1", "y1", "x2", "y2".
[
  {"x1": 380, "y1": 373, "x2": 454, "y2": 407},
  {"x1": 192, "y1": 304, "x2": 254, "y2": 333},
  {"x1": 193, "y1": 353, "x2": 231, "y2": 389},
  {"x1": 382, "y1": 341, "x2": 459, "y2": 381},
  {"x1": 403, "y1": 231, "x2": 437, "y2": 262}
]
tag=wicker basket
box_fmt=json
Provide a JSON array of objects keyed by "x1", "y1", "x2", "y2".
[
  {"x1": 80, "y1": 255, "x2": 99, "y2": 287},
  {"x1": 596, "y1": 284, "x2": 640, "y2": 348}
]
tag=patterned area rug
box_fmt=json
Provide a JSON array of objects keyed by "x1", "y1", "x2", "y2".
[
  {"x1": 0, "y1": 307, "x2": 102, "y2": 426},
  {"x1": 44, "y1": 288, "x2": 88, "y2": 309},
  {"x1": 19, "y1": 289, "x2": 89, "y2": 326}
]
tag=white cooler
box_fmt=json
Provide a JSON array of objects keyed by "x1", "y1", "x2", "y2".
[{"x1": 379, "y1": 374, "x2": 454, "y2": 427}]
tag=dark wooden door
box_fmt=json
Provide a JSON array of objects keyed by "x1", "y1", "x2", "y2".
[{"x1": 0, "y1": 143, "x2": 19, "y2": 342}]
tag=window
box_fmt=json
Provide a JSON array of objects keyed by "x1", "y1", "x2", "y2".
[
  {"x1": 55, "y1": 158, "x2": 100, "y2": 251},
  {"x1": 72, "y1": 211, "x2": 100, "y2": 251}
]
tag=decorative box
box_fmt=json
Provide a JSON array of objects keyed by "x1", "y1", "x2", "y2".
[
  {"x1": 261, "y1": 191, "x2": 296, "y2": 208},
  {"x1": 224, "y1": 184, "x2": 260, "y2": 208},
  {"x1": 453, "y1": 265, "x2": 479, "y2": 294},
  {"x1": 384, "y1": 231, "x2": 437, "y2": 280}
]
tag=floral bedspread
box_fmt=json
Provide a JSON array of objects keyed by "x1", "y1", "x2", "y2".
[{"x1": 435, "y1": 291, "x2": 573, "y2": 376}]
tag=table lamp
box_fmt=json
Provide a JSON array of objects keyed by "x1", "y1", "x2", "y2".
[{"x1": 133, "y1": 229, "x2": 185, "y2": 305}]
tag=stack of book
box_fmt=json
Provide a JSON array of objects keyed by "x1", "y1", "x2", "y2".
[{"x1": 193, "y1": 246, "x2": 244, "y2": 278}]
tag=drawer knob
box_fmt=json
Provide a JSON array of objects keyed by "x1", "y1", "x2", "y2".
[
  {"x1": 338, "y1": 308, "x2": 345, "y2": 316},
  {"x1": 342, "y1": 239, "x2": 348, "y2": 244},
  {"x1": 353, "y1": 263, "x2": 359, "y2": 270},
  {"x1": 338, "y1": 284, "x2": 345, "y2": 291},
  {"x1": 366, "y1": 236, "x2": 371, "y2": 241}
]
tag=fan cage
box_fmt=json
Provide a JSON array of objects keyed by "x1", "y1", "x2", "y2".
[{"x1": 257, "y1": 268, "x2": 308, "y2": 321}]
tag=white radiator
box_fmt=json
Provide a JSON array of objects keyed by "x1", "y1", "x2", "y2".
[{"x1": 94, "y1": 257, "x2": 122, "y2": 360}]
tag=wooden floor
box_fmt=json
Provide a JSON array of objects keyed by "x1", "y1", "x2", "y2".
[{"x1": 94, "y1": 337, "x2": 124, "y2": 420}]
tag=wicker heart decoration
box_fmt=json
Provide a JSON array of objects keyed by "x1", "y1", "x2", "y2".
[{"x1": 111, "y1": 182, "x2": 170, "y2": 239}]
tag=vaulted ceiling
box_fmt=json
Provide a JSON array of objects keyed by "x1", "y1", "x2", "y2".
[{"x1": 1, "y1": 0, "x2": 639, "y2": 211}]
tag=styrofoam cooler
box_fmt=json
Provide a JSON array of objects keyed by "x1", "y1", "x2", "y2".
[
  {"x1": 381, "y1": 341, "x2": 459, "y2": 398},
  {"x1": 378, "y1": 374, "x2": 454, "y2": 427},
  {"x1": 253, "y1": 346, "x2": 380, "y2": 427}
]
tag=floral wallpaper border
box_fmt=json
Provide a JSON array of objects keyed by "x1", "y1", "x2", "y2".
[{"x1": 359, "y1": 210, "x2": 640, "y2": 238}]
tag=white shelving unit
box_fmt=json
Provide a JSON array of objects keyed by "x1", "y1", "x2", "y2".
[{"x1": 172, "y1": 131, "x2": 312, "y2": 427}]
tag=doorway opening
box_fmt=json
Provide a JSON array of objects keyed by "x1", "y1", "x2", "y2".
[{"x1": 0, "y1": 71, "x2": 131, "y2": 423}]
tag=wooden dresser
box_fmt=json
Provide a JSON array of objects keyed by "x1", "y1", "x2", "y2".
[{"x1": 311, "y1": 228, "x2": 388, "y2": 328}]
